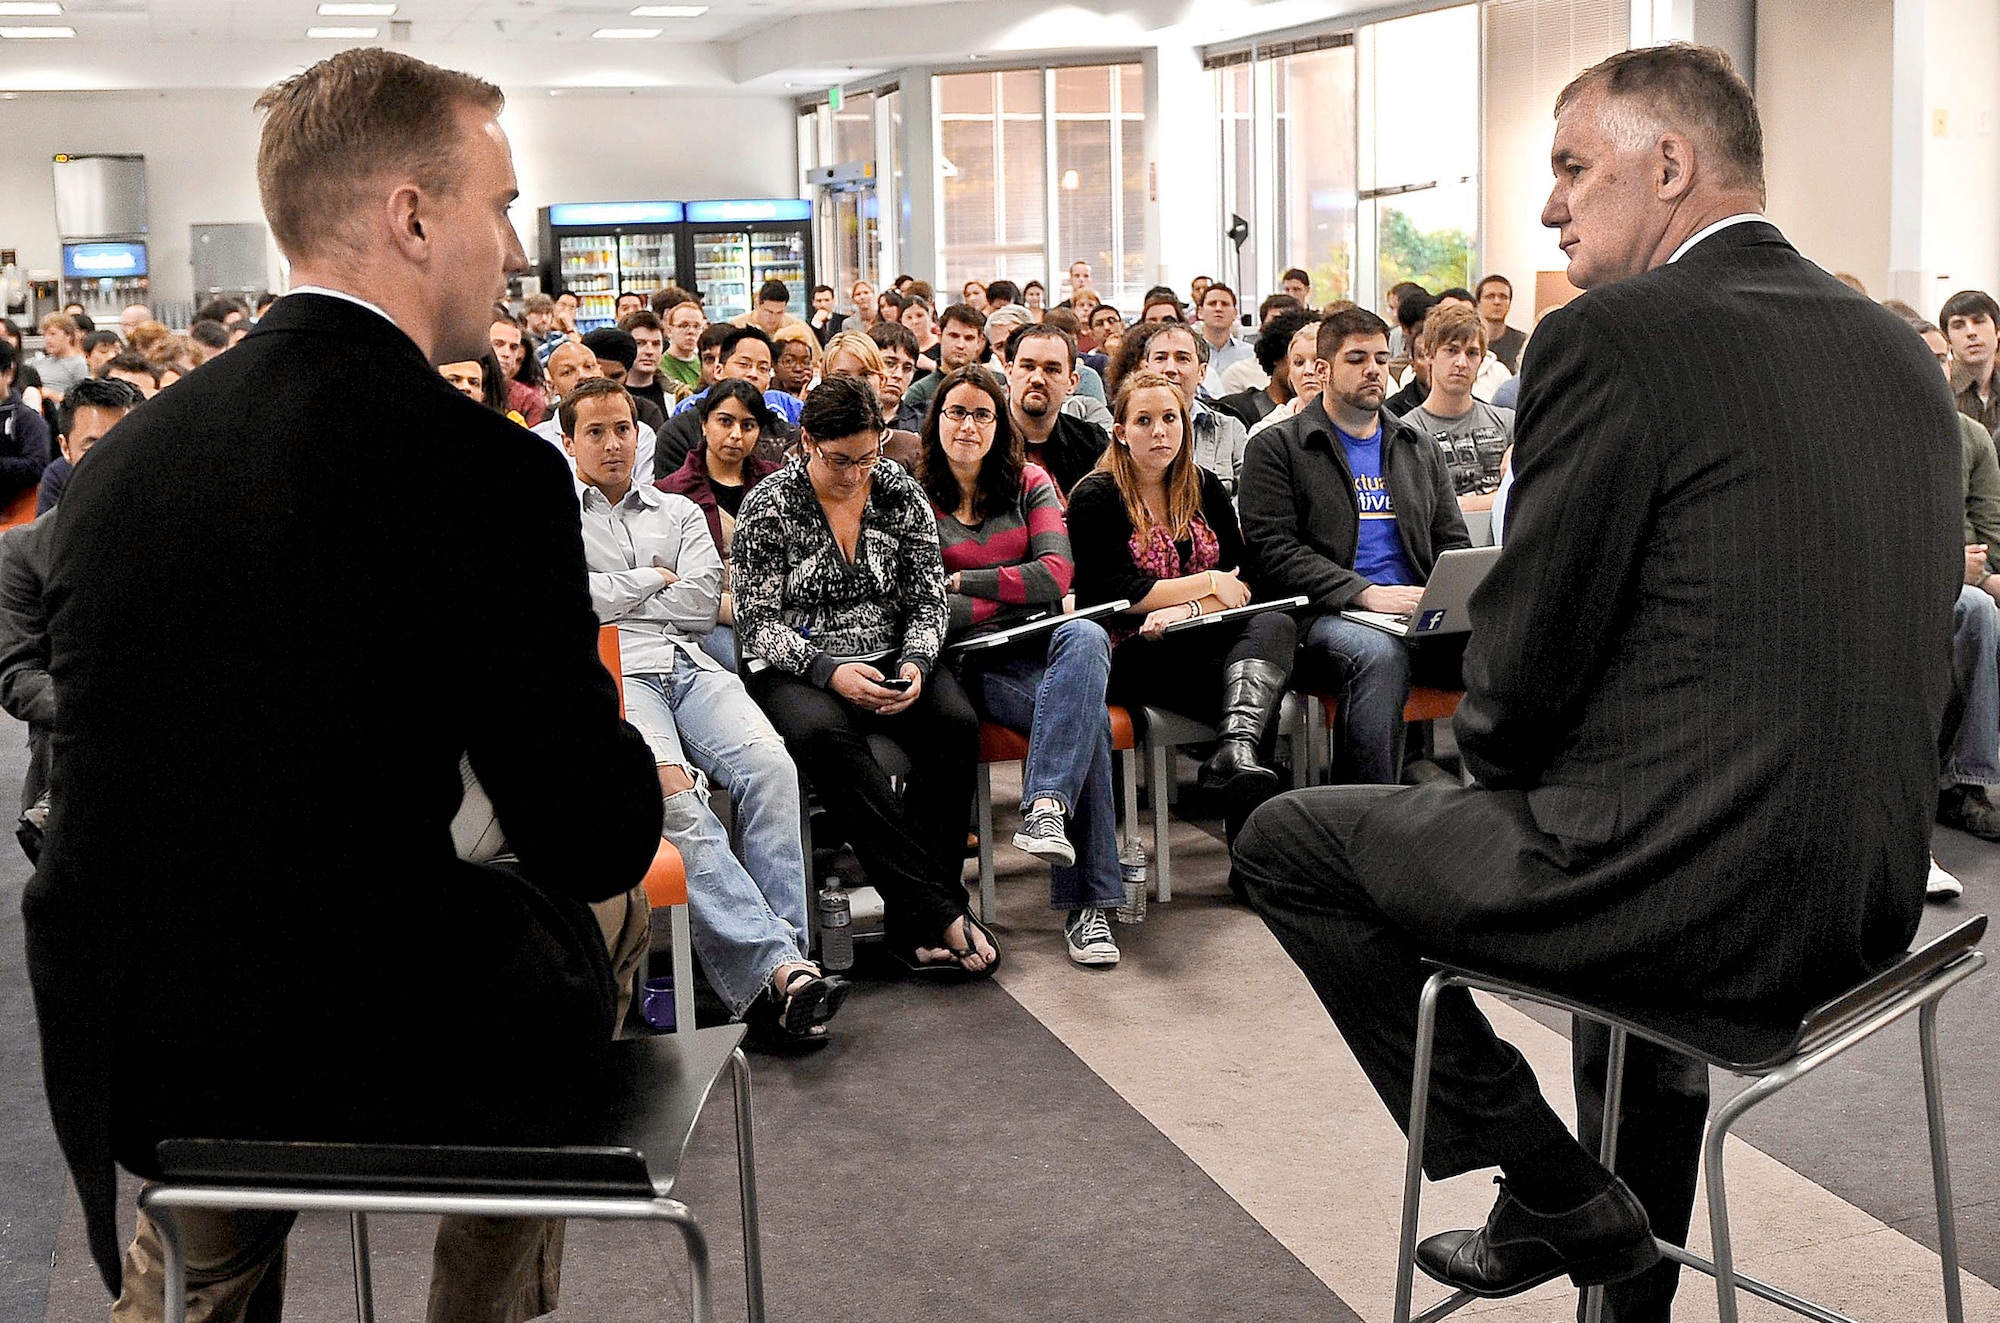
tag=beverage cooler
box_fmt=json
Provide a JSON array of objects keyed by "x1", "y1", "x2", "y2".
[
  {"x1": 681, "y1": 198, "x2": 814, "y2": 323},
  {"x1": 536, "y1": 201, "x2": 685, "y2": 333}
]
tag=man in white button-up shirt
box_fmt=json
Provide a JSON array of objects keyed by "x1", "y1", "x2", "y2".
[{"x1": 563, "y1": 377, "x2": 846, "y2": 1042}]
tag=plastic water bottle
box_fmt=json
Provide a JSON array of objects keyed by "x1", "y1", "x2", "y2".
[
  {"x1": 1116, "y1": 845, "x2": 1149, "y2": 924},
  {"x1": 818, "y1": 886, "x2": 854, "y2": 970}
]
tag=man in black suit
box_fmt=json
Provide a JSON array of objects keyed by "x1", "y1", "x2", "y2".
[
  {"x1": 1235, "y1": 44, "x2": 1960, "y2": 1320},
  {"x1": 23, "y1": 48, "x2": 663, "y2": 1320}
]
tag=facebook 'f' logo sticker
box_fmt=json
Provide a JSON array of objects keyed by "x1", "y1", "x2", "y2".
[{"x1": 1415, "y1": 609, "x2": 1448, "y2": 633}]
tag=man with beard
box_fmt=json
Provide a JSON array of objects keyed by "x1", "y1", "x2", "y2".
[{"x1": 1001, "y1": 324, "x2": 1105, "y2": 499}]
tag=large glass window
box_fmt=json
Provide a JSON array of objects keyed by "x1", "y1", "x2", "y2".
[
  {"x1": 1275, "y1": 45, "x2": 1357, "y2": 307},
  {"x1": 1215, "y1": 61, "x2": 1262, "y2": 304},
  {"x1": 937, "y1": 63, "x2": 1147, "y2": 310},
  {"x1": 1361, "y1": 7, "x2": 1479, "y2": 302}
]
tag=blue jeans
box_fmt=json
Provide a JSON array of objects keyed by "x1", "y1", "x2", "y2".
[
  {"x1": 622, "y1": 649, "x2": 809, "y2": 1015},
  {"x1": 1948, "y1": 584, "x2": 2000, "y2": 788},
  {"x1": 959, "y1": 619, "x2": 1122, "y2": 910},
  {"x1": 1299, "y1": 612, "x2": 1411, "y2": 785},
  {"x1": 699, "y1": 624, "x2": 740, "y2": 672}
]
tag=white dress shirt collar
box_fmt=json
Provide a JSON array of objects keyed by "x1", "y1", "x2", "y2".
[
  {"x1": 1667, "y1": 213, "x2": 1766, "y2": 266},
  {"x1": 576, "y1": 476, "x2": 662, "y2": 512}
]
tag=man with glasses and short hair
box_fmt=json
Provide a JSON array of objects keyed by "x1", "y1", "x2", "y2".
[
  {"x1": 655, "y1": 325, "x2": 801, "y2": 477},
  {"x1": 868, "y1": 320, "x2": 926, "y2": 432}
]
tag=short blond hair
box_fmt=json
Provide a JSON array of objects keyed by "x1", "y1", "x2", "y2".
[
  {"x1": 821, "y1": 330, "x2": 885, "y2": 377},
  {"x1": 39, "y1": 314, "x2": 77, "y2": 340},
  {"x1": 254, "y1": 47, "x2": 502, "y2": 262}
]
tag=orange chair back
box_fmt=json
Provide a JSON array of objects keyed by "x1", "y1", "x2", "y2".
[
  {"x1": 0, "y1": 485, "x2": 37, "y2": 531},
  {"x1": 597, "y1": 624, "x2": 624, "y2": 717}
]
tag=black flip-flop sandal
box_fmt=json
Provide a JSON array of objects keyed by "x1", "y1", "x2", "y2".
[
  {"x1": 775, "y1": 967, "x2": 848, "y2": 1035},
  {"x1": 956, "y1": 912, "x2": 1002, "y2": 976}
]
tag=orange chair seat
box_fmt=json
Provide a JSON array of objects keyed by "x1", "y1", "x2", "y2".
[
  {"x1": 1315, "y1": 686, "x2": 1466, "y2": 726},
  {"x1": 978, "y1": 706, "x2": 1138, "y2": 763},
  {"x1": 642, "y1": 839, "x2": 687, "y2": 908},
  {"x1": 0, "y1": 484, "x2": 36, "y2": 531}
]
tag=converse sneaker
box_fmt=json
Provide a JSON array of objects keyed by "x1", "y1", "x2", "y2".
[
  {"x1": 1013, "y1": 804, "x2": 1075, "y2": 867},
  {"x1": 1064, "y1": 906, "x2": 1120, "y2": 967}
]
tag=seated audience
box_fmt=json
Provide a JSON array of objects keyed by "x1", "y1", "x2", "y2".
[
  {"x1": 848, "y1": 279, "x2": 878, "y2": 330},
  {"x1": 618, "y1": 309, "x2": 683, "y2": 417},
  {"x1": 1281, "y1": 267, "x2": 1314, "y2": 309},
  {"x1": 0, "y1": 376, "x2": 140, "y2": 827},
  {"x1": 656, "y1": 325, "x2": 801, "y2": 477},
  {"x1": 0, "y1": 341, "x2": 52, "y2": 505},
  {"x1": 1197, "y1": 283, "x2": 1252, "y2": 395},
  {"x1": 1119, "y1": 320, "x2": 1251, "y2": 494},
  {"x1": 1397, "y1": 302, "x2": 1515, "y2": 512},
  {"x1": 97, "y1": 352, "x2": 162, "y2": 402},
  {"x1": 1382, "y1": 290, "x2": 1438, "y2": 416},
  {"x1": 1216, "y1": 309, "x2": 1314, "y2": 429},
  {"x1": 1237, "y1": 306, "x2": 1470, "y2": 785},
  {"x1": 902, "y1": 302, "x2": 994, "y2": 424},
  {"x1": 732, "y1": 377, "x2": 995, "y2": 976},
  {"x1": 532, "y1": 340, "x2": 658, "y2": 483},
  {"x1": 1089, "y1": 304, "x2": 1126, "y2": 378},
  {"x1": 903, "y1": 297, "x2": 941, "y2": 373},
  {"x1": 29, "y1": 315, "x2": 89, "y2": 399},
  {"x1": 867, "y1": 319, "x2": 928, "y2": 433},
  {"x1": 922, "y1": 366, "x2": 1123, "y2": 966},
  {"x1": 961, "y1": 280, "x2": 988, "y2": 313},
  {"x1": 1038, "y1": 308, "x2": 1106, "y2": 402},
  {"x1": 1023, "y1": 280, "x2": 1048, "y2": 317},
  {"x1": 695, "y1": 322, "x2": 730, "y2": 389},
  {"x1": 1069, "y1": 371, "x2": 1297, "y2": 821},
  {"x1": 823, "y1": 329, "x2": 921, "y2": 470},
  {"x1": 1942, "y1": 289, "x2": 2000, "y2": 433},
  {"x1": 188, "y1": 319, "x2": 231, "y2": 367},
  {"x1": 661, "y1": 297, "x2": 708, "y2": 391},
  {"x1": 810, "y1": 284, "x2": 847, "y2": 344},
  {"x1": 734, "y1": 279, "x2": 806, "y2": 335},
  {"x1": 81, "y1": 331, "x2": 122, "y2": 375},
  {"x1": 1246, "y1": 315, "x2": 1326, "y2": 441},
  {"x1": 1476, "y1": 274, "x2": 1528, "y2": 371},
  {"x1": 657, "y1": 378, "x2": 784, "y2": 672},
  {"x1": 564, "y1": 378, "x2": 842, "y2": 1042},
  {"x1": 580, "y1": 328, "x2": 667, "y2": 432}
]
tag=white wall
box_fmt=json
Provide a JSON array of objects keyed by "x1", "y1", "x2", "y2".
[
  {"x1": 1757, "y1": 0, "x2": 1894, "y2": 295},
  {"x1": 1916, "y1": 0, "x2": 2000, "y2": 312},
  {"x1": 0, "y1": 85, "x2": 799, "y2": 308}
]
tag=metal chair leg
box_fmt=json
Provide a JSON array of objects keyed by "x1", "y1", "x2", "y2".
[
  {"x1": 670, "y1": 903, "x2": 697, "y2": 1033},
  {"x1": 1150, "y1": 736, "x2": 1172, "y2": 902},
  {"x1": 1119, "y1": 747, "x2": 1140, "y2": 853},
  {"x1": 1395, "y1": 973, "x2": 1446, "y2": 1323},
  {"x1": 349, "y1": 1211, "x2": 376, "y2": 1323},
  {"x1": 1919, "y1": 1001, "x2": 1967, "y2": 1323},
  {"x1": 1581, "y1": 1025, "x2": 1627, "y2": 1323},
  {"x1": 729, "y1": 1049, "x2": 766, "y2": 1323},
  {"x1": 655, "y1": 1200, "x2": 714, "y2": 1323},
  {"x1": 1704, "y1": 1100, "x2": 1742, "y2": 1323},
  {"x1": 975, "y1": 763, "x2": 996, "y2": 922},
  {"x1": 150, "y1": 1198, "x2": 190, "y2": 1323}
]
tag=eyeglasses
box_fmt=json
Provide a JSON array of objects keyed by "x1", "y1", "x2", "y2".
[
  {"x1": 941, "y1": 405, "x2": 999, "y2": 427},
  {"x1": 812, "y1": 441, "x2": 886, "y2": 473}
]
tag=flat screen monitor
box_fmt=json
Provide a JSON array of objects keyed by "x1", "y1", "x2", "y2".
[{"x1": 62, "y1": 241, "x2": 147, "y2": 279}]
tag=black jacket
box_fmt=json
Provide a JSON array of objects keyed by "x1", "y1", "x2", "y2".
[
  {"x1": 1350, "y1": 222, "x2": 1958, "y2": 1012},
  {"x1": 1024, "y1": 410, "x2": 1109, "y2": 500},
  {"x1": 25, "y1": 293, "x2": 663, "y2": 1292},
  {"x1": 1238, "y1": 397, "x2": 1469, "y2": 613}
]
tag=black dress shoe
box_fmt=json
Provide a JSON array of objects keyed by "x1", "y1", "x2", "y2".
[{"x1": 1415, "y1": 1178, "x2": 1658, "y2": 1298}]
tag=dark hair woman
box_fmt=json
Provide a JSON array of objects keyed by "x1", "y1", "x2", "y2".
[
  {"x1": 657, "y1": 378, "x2": 781, "y2": 672},
  {"x1": 919, "y1": 366, "x2": 1124, "y2": 965},
  {"x1": 732, "y1": 376, "x2": 995, "y2": 975},
  {"x1": 1066, "y1": 371, "x2": 1296, "y2": 823}
]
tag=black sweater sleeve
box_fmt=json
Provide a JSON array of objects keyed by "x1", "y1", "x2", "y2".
[{"x1": 1200, "y1": 470, "x2": 1249, "y2": 580}]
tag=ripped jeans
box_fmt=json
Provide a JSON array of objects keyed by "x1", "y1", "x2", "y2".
[{"x1": 622, "y1": 649, "x2": 810, "y2": 1015}]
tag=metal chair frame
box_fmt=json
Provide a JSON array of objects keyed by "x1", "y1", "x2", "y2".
[
  {"x1": 144, "y1": 1027, "x2": 765, "y2": 1323},
  {"x1": 1138, "y1": 697, "x2": 1307, "y2": 902},
  {"x1": 1393, "y1": 917, "x2": 1988, "y2": 1323},
  {"x1": 973, "y1": 708, "x2": 1142, "y2": 921}
]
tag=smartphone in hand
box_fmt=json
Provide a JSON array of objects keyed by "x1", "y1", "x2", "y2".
[{"x1": 874, "y1": 676, "x2": 913, "y2": 691}]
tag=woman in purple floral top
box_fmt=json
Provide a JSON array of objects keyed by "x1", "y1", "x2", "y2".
[
  {"x1": 733, "y1": 377, "x2": 996, "y2": 975},
  {"x1": 1068, "y1": 371, "x2": 1297, "y2": 811}
]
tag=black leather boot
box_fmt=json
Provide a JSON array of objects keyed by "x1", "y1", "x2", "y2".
[{"x1": 1197, "y1": 658, "x2": 1288, "y2": 797}]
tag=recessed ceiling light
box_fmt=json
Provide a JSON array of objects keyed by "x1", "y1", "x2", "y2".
[
  {"x1": 631, "y1": 5, "x2": 707, "y2": 15},
  {"x1": 305, "y1": 25, "x2": 378, "y2": 37},
  {"x1": 592, "y1": 27, "x2": 661, "y2": 38},
  {"x1": 0, "y1": 24, "x2": 71, "y2": 36},
  {"x1": 317, "y1": 3, "x2": 395, "y2": 14},
  {"x1": 0, "y1": 4, "x2": 63, "y2": 16}
]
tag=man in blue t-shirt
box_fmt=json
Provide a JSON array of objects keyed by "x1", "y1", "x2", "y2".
[{"x1": 1239, "y1": 306, "x2": 1470, "y2": 782}]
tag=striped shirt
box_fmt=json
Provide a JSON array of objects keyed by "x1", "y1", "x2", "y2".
[{"x1": 932, "y1": 464, "x2": 1074, "y2": 639}]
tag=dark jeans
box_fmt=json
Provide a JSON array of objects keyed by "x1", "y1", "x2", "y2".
[
  {"x1": 750, "y1": 666, "x2": 978, "y2": 953},
  {"x1": 1107, "y1": 610, "x2": 1296, "y2": 724},
  {"x1": 1235, "y1": 785, "x2": 1703, "y2": 1323}
]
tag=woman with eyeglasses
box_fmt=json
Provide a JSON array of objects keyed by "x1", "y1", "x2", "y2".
[
  {"x1": 920, "y1": 366, "x2": 1124, "y2": 967},
  {"x1": 1068, "y1": 370, "x2": 1297, "y2": 823},
  {"x1": 733, "y1": 376, "x2": 995, "y2": 975}
]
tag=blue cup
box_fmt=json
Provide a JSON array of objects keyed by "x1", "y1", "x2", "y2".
[{"x1": 641, "y1": 976, "x2": 678, "y2": 1032}]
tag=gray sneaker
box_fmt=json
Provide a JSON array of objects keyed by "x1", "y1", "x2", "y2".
[
  {"x1": 1013, "y1": 805, "x2": 1075, "y2": 867},
  {"x1": 1064, "y1": 907, "x2": 1120, "y2": 967}
]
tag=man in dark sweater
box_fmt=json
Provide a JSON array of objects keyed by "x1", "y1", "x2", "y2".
[{"x1": 1001, "y1": 324, "x2": 1106, "y2": 499}]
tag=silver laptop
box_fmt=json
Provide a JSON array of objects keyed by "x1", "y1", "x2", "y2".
[{"x1": 1340, "y1": 546, "x2": 1501, "y2": 639}]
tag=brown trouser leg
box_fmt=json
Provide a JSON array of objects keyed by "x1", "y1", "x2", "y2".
[{"x1": 115, "y1": 884, "x2": 654, "y2": 1323}]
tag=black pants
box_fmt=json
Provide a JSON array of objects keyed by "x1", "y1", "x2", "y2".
[
  {"x1": 1107, "y1": 611, "x2": 1296, "y2": 725},
  {"x1": 1234, "y1": 785, "x2": 1703, "y2": 1323},
  {"x1": 751, "y1": 666, "x2": 978, "y2": 953}
]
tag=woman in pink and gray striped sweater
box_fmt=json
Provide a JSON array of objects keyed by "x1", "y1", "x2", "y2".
[{"x1": 920, "y1": 366, "x2": 1126, "y2": 968}]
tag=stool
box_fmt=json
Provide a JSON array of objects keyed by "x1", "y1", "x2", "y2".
[
  {"x1": 1393, "y1": 915, "x2": 1988, "y2": 1323},
  {"x1": 971, "y1": 706, "x2": 1139, "y2": 921},
  {"x1": 146, "y1": 1023, "x2": 766, "y2": 1323}
]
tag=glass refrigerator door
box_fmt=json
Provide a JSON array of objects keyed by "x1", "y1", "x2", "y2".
[
  {"x1": 751, "y1": 229, "x2": 809, "y2": 319},
  {"x1": 558, "y1": 233, "x2": 618, "y2": 331},
  {"x1": 694, "y1": 231, "x2": 752, "y2": 320},
  {"x1": 616, "y1": 233, "x2": 677, "y2": 297}
]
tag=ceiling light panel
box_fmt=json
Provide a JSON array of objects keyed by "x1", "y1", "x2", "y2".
[
  {"x1": 632, "y1": 5, "x2": 709, "y2": 14},
  {"x1": 317, "y1": 3, "x2": 397, "y2": 14},
  {"x1": 592, "y1": 27, "x2": 662, "y2": 38},
  {"x1": 0, "y1": 4, "x2": 63, "y2": 16},
  {"x1": 306, "y1": 25, "x2": 378, "y2": 37},
  {"x1": 0, "y1": 23, "x2": 71, "y2": 35}
]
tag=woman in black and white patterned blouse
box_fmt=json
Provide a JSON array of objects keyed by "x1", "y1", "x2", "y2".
[{"x1": 733, "y1": 377, "x2": 997, "y2": 975}]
